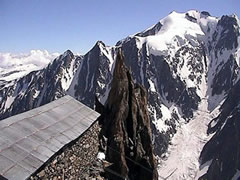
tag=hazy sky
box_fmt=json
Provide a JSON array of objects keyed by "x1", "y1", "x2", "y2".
[{"x1": 0, "y1": 0, "x2": 239, "y2": 54}]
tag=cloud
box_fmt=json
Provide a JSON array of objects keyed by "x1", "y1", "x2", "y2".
[{"x1": 0, "y1": 50, "x2": 60, "y2": 69}]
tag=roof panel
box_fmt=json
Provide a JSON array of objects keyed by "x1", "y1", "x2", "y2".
[
  {"x1": 34, "y1": 145, "x2": 54, "y2": 159},
  {"x1": 1, "y1": 145, "x2": 28, "y2": 163},
  {"x1": 3, "y1": 165, "x2": 31, "y2": 180},
  {"x1": 18, "y1": 154, "x2": 43, "y2": 172},
  {"x1": 0, "y1": 95, "x2": 100, "y2": 180},
  {"x1": 1, "y1": 127, "x2": 22, "y2": 144},
  {"x1": 30, "y1": 113, "x2": 58, "y2": 126},
  {"x1": 0, "y1": 154, "x2": 15, "y2": 174},
  {"x1": 0, "y1": 140, "x2": 11, "y2": 152},
  {"x1": 45, "y1": 137, "x2": 63, "y2": 150},
  {"x1": 26, "y1": 118, "x2": 48, "y2": 130},
  {"x1": 16, "y1": 138, "x2": 39, "y2": 153},
  {"x1": 30, "y1": 150, "x2": 49, "y2": 163}
]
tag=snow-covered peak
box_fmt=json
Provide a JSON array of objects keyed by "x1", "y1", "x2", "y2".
[
  {"x1": 135, "y1": 10, "x2": 217, "y2": 39},
  {"x1": 157, "y1": 10, "x2": 219, "y2": 37},
  {"x1": 124, "y1": 10, "x2": 219, "y2": 57},
  {"x1": 143, "y1": 11, "x2": 204, "y2": 55},
  {"x1": 158, "y1": 10, "x2": 204, "y2": 35}
]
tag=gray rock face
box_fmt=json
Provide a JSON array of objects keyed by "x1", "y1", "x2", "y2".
[
  {"x1": 201, "y1": 11, "x2": 211, "y2": 17},
  {"x1": 214, "y1": 15, "x2": 239, "y2": 51},
  {"x1": 98, "y1": 51, "x2": 158, "y2": 180},
  {"x1": 199, "y1": 80, "x2": 240, "y2": 180},
  {"x1": 71, "y1": 41, "x2": 114, "y2": 108},
  {"x1": 135, "y1": 22, "x2": 162, "y2": 37},
  {"x1": 211, "y1": 54, "x2": 238, "y2": 96}
]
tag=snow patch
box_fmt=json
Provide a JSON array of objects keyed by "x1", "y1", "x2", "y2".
[
  {"x1": 232, "y1": 170, "x2": 240, "y2": 180},
  {"x1": 33, "y1": 90, "x2": 40, "y2": 99},
  {"x1": 99, "y1": 44, "x2": 115, "y2": 72},
  {"x1": 135, "y1": 37, "x2": 146, "y2": 50},
  {"x1": 97, "y1": 152, "x2": 105, "y2": 160},
  {"x1": 160, "y1": 104, "x2": 172, "y2": 120},
  {"x1": 151, "y1": 104, "x2": 177, "y2": 133},
  {"x1": 151, "y1": 108, "x2": 168, "y2": 133},
  {"x1": 61, "y1": 56, "x2": 78, "y2": 91},
  {"x1": 235, "y1": 19, "x2": 240, "y2": 67},
  {"x1": 67, "y1": 58, "x2": 83, "y2": 97},
  {"x1": 4, "y1": 96, "x2": 16, "y2": 110},
  {"x1": 148, "y1": 79, "x2": 156, "y2": 92}
]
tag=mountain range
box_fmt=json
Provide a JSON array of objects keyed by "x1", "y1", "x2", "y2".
[{"x1": 0, "y1": 10, "x2": 239, "y2": 180}]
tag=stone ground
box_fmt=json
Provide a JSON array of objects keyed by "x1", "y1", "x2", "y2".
[{"x1": 29, "y1": 121, "x2": 106, "y2": 180}]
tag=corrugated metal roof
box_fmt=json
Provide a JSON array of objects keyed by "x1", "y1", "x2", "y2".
[{"x1": 0, "y1": 95, "x2": 100, "y2": 180}]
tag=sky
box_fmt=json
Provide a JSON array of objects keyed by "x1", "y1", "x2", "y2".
[{"x1": 0, "y1": 0, "x2": 239, "y2": 55}]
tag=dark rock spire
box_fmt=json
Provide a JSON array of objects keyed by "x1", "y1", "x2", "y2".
[{"x1": 97, "y1": 50, "x2": 158, "y2": 180}]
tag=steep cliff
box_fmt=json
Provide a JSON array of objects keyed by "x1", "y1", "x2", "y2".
[{"x1": 199, "y1": 80, "x2": 240, "y2": 180}]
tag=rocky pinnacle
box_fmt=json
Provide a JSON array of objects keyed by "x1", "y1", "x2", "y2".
[{"x1": 97, "y1": 50, "x2": 158, "y2": 180}]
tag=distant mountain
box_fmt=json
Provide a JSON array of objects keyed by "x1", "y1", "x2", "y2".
[
  {"x1": 0, "y1": 50, "x2": 82, "y2": 119},
  {"x1": 0, "y1": 10, "x2": 239, "y2": 179},
  {"x1": 0, "y1": 50, "x2": 59, "y2": 82}
]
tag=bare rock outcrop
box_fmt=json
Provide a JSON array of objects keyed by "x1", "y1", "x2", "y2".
[{"x1": 97, "y1": 50, "x2": 158, "y2": 180}]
